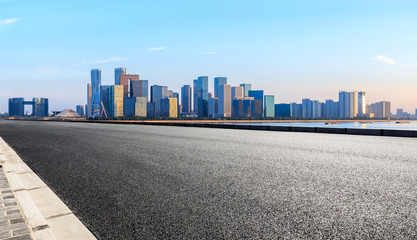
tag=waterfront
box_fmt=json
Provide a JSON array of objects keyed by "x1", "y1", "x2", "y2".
[
  {"x1": 226, "y1": 121, "x2": 417, "y2": 131},
  {"x1": 1, "y1": 121, "x2": 417, "y2": 239}
]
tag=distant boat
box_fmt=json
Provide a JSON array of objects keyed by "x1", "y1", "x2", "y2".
[
  {"x1": 360, "y1": 121, "x2": 373, "y2": 124},
  {"x1": 325, "y1": 122, "x2": 340, "y2": 125},
  {"x1": 396, "y1": 121, "x2": 409, "y2": 124}
]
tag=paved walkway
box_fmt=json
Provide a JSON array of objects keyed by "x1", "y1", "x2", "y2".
[{"x1": 0, "y1": 167, "x2": 32, "y2": 240}]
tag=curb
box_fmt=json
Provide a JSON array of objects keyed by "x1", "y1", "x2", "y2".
[{"x1": 0, "y1": 137, "x2": 96, "y2": 240}]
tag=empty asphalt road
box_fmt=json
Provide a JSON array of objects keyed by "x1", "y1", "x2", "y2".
[{"x1": 1, "y1": 120, "x2": 417, "y2": 239}]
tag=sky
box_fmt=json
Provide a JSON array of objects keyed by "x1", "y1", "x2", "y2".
[{"x1": 1, "y1": 0, "x2": 417, "y2": 113}]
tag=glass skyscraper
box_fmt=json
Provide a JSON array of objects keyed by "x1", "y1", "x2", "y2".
[
  {"x1": 214, "y1": 77, "x2": 227, "y2": 98},
  {"x1": 193, "y1": 76, "x2": 208, "y2": 117},
  {"x1": 181, "y1": 85, "x2": 191, "y2": 114},
  {"x1": 150, "y1": 85, "x2": 168, "y2": 117},
  {"x1": 264, "y1": 95, "x2": 275, "y2": 118},
  {"x1": 130, "y1": 80, "x2": 148, "y2": 99},
  {"x1": 248, "y1": 90, "x2": 264, "y2": 118},
  {"x1": 240, "y1": 84, "x2": 252, "y2": 97},
  {"x1": 91, "y1": 69, "x2": 102, "y2": 117},
  {"x1": 114, "y1": 67, "x2": 126, "y2": 85}
]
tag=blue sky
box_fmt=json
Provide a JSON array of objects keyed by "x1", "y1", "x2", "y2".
[{"x1": 1, "y1": 0, "x2": 417, "y2": 112}]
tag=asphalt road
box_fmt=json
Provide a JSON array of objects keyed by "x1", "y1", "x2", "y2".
[{"x1": 1, "y1": 120, "x2": 417, "y2": 239}]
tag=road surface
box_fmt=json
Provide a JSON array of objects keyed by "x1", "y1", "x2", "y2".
[{"x1": 0, "y1": 120, "x2": 416, "y2": 239}]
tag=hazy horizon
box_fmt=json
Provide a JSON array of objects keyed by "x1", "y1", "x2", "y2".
[{"x1": 1, "y1": 0, "x2": 417, "y2": 113}]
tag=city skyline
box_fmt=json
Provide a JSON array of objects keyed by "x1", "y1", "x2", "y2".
[{"x1": 2, "y1": 1, "x2": 417, "y2": 112}]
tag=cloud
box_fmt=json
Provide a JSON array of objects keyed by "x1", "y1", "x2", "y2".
[
  {"x1": 373, "y1": 55, "x2": 397, "y2": 65},
  {"x1": 147, "y1": 46, "x2": 166, "y2": 51},
  {"x1": 80, "y1": 57, "x2": 128, "y2": 65},
  {"x1": 200, "y1": 51, "x2": 219, "y2": 55},
  {"x1": 0, "y1": 18, "x2": 19, "y2": 26},
  {"x1": 37, "y1": 65, "x2": 58, "y2": 72}
]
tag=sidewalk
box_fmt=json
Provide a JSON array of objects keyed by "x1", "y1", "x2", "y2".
[
  {"x1": 0, "y1": 137, "x2": 96, "y2": 240},
  {"x1": 0, "y1": 169, "x2": 32, "y2": 239}
]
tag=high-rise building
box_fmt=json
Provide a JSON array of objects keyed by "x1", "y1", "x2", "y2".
[
  {"x1": 302, "y1": 98, "x2": 313, "y2": 119},
  {"x1": 248, "y1": 90, "x2": 264, "y2": 118},
  {"x1": 218, "y1": 84, "x2": 232, "y2": 117},
  {"x1": 232, "y1": 98, "x2": 253, "y2": 117},
  {"x1": 150, "y1": 85, "x2": 168, "y2": 117},
  {"x1": 124, "y1": 97, "x2": 147, "y2": 117},
  {"x1": 339, "y1": 91, "x2": 359, "y2": 118},
  {"x1": 181, "y1": 85, "x2": 192, "y2": 114},
  {"x1": 358, "y1": 92, "x2": 366, "y2": 116},
  {"x1": 109, "y1": 85, "x2": 124, "y2": 117},
  {"x1": 76, "y1": 105, "x2": 85, "y2": 117},
  {"x1": 214, "y1": 77, "x2": 227, "y2": 98},
  {"x1": 369, "y1": 101, "x2": 391, "y2": 119},
  {"x1": 86, "y1": 83, "x2": 92, "y2": 118},
  {"x1": 8, "y1": 98, "x2": 24, "y2": 117},
  {"x1": 208, "y1": 97, "x2": 218, "y2": 117},
  {"x1": 130, "y1": 80, "x2": 148, "y2": 99},
  {"x1": 114, "y1": 67, "x2": 126, "y2": 85},
  {"x1": 231, "y1": 86, "x2": 244, "y2": 101},
  {"x1": 240, "y1": 84, "x2": 252, "y2": 97},
  {"x1": 147, "y1": 103, "x2": 156, "y2": 118},
  {"x1": 324, "y1": 100, "x2": 339, "y2": 119},
  {"x1": 264, "y1": 95, "x2": 275, "y2": 118},
  {"x1": 312, "y1": 100, "x2": 321, "y2": 119},
  {"x1": 119, "y1": 74, "x2": 139, "y2": 98},
  {"x1": 32, "y1": 98, "x2": 49, "y2": 117},
  {"x1": 160, "y1": 98, "x2": 178, "y2": 118},
  {"x1": 275, "y1": 104, "x2": 291, "y2": 118},
  {"x1": 91, "y1": 69, "x2": 101, "y2": 117},
  {"x1": 100, "y1": 85, "x2": 111, "y2": 117},
  {"x1": 193, "y1": 76, "x2": 209, "y2": 117},
  {"x1": 290, "y1": 103, "x2": 302, "y2": 118}
]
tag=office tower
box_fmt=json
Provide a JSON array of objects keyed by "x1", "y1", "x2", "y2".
[
  {"x1": 32, "y1": 98, "x2": 49, "y2": 117},
  {"x1": 86, "y1": 83, "x2": 92, "y2": 118},
  {"x1": 290, "y1": 103, "x2": 302, "y2": 118},
  {"x1": 275, "y1": 104, "x2": 291, "y2": 118},
  {"x1": 161, "y1": 98, "x2": 178, "y2": 118},
  {"x1": 248, "y1": 90, "x2": 264, "y2": 118},
  {"x1": 240, "y1": 84, "x2": 252, "y2": 97},
  {"x1": 358, "y1": 92, "x2": 366, "y2": 116},
  {"x1": 231, "y1": 86, "x2": 244, "y2": 101},
  {"x1": 114, "y1": 67, "x2": 126, "y2": 85},
  {"x1": 76, "y1": 105, "x2": 85, "y2": 117},
  {"x1": 124, "y1": 97, "x2": 147, "y2": 117},
  {"x1": 397, "y1": 109, "x2": 404, "y2": 118},
  {"x1": 8, "y1": 98, "x2": 24, "y2": 117},
  {"x1": 118, "y1": 74, "x2": 139, "y2": 98},
  {"x1": 214, "y1": 77, "x2": 227, "y2": 97},
  {"x1": 339, "y1": 91, "x2": 349, "y2": 118},
  {"x1": 147, "y1": 103, "x2": 156, "y2": 118},
  {"x1": 130, "y1": 80, "x2": 148, "y2": 99},
  {"x1": 91, "y1": 69, "x2": 101, "y2": 117},
  {"x1": 167, "y1": 90, "x2": 174, "y2": 98},
  {"x1": 312, "y1": 100, "x2": 321, "y2": 119},
  {"x1": 150, "y1": 85, "x2": 168, "y2": 117},
  {"x1": 302, "y1": 98, "x2": 313, "y2": 119},
  {"x1": 232, "y1": 97, "x2": 252, "y2": 118},
  {"x1": 324, "y1": 100, "x2": 339, "y2": 119},
  {"x1": 352, "y1": 91, "x2": 358, "y2": 117},
  {"x1": 100, "y1": 85, "x2": 111, "y2": 117},
  {"x1": 218, "y1": 84, "x2": 232, "y2": 117},
  {"x1": 181, "y1": 85, "x2": 192, "y2": 114},
  {"x1": 208, "y1": 97, "x2": 218, "y2": 117},
  {"x1": 109, "y1": 85, "x2": 124, "y2": 117},
  {"x1": 264, "y1": 95, "x2": 275, "y2": 118},
  {"x1": 193, "y1": 76, "x2": 209, "y2": 117}
]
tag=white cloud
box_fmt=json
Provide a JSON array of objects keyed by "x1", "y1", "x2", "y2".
[
  {"x1": 0, "y1": 18, "x2": 19, "y2": 25},
  {"x1": 373, "y1": 55, "x2": 397, "y2": 65},
  {"x1": 80, "y1": 57, "x2": 128, "y2": 65},
  {"x1": 38, "y1": 65, "x2": 57, "y2": 72},
  {"x1": 200, "y1": 51, "x2": 219, "y2": 55},
  {"x1": 147, "y1": 46, "x2": 166, "y2": 51}
]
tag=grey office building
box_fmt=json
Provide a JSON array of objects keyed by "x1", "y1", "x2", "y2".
[
  {"x1": 240, "y1": 84, "x2": 252, "y2": 97},
  {"x1": 130, "y1": 80, "x2": 148, "y2": 99},
  {"x1": 150, "y1": 85, "x2": 168, "y2": 117},
  {"x1": 193, "y1": 76, "x2": 209, "y2": 117},
  {"x1": 76, "y1": 105, "x2": 85, "y2": 117}
]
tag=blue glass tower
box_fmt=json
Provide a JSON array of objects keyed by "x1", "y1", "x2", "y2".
[
  {"x1": 193, "y1": 76, "x2": 208, "y2": 117},
  {"x1": 91, "y1": 69, "x2": 102, "y2": 117},
  {"x1": 114, "y1": 67, "x2": 126, "y2": 85},
  {"x1": 181, "y1": 85, "x2": 191, "y2": 114},
  {"x1": 248, "y1": 90, "x2": 263, "y2": 118},
  {"x1": 214, "y1": 77, "x2": 227, "y2": 98}
]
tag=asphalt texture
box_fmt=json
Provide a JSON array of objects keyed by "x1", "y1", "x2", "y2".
[{"x1": 0, "y1": 120, "x2": 417, "y2": 239}]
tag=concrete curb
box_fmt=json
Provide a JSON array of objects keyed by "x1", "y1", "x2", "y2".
[{"x1": 0, "y1": 137, "x2": 97, "y2": 240}]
